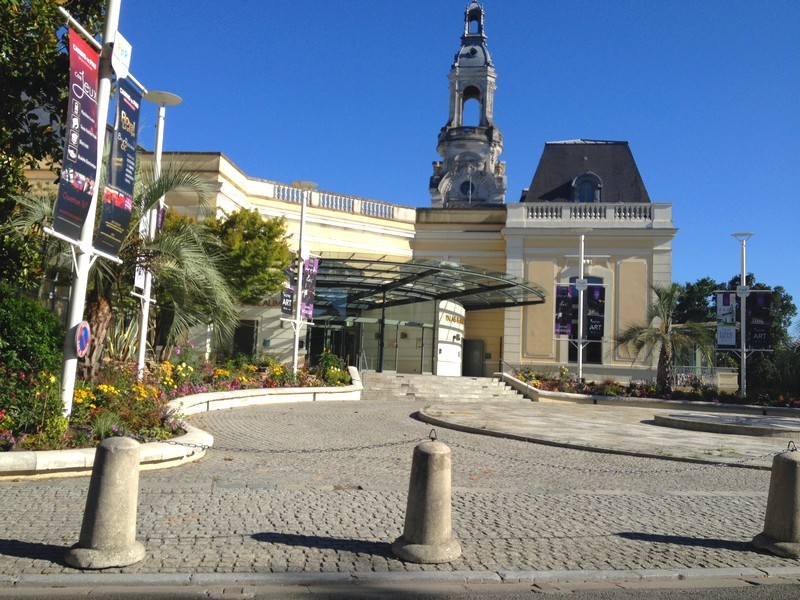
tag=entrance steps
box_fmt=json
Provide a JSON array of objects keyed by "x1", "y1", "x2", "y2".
[{"x1": 360, "y1": 371, "x2": 524, "y2": 403}]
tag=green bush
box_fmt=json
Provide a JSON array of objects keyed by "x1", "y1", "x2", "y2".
[
  {"x1": 316, "y1": 349, "x2": 351, "y2": 386},
  {"x1": 0, "y1": 282, "x2": 64, "y2": 373}
]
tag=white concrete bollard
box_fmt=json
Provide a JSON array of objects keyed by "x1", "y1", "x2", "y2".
[
  {"x1": 65, "y1": 436, "x2": 146, "y2": 569},
  {"x1": 752, "y1": 448, "x2": 800, "y2": 558},
  {"x1": 392, "y1": 438, "x2": 461, "y2": 563}
]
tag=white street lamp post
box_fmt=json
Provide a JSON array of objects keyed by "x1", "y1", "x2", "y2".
[
  {"x1": 59, "y1": 0, "x2": 121, "y2": 416},
  {"x1": 732, "y1": 232, "x2": 754, "y2": 397},
  {"x1": 291, "y1": 192, "x2": 309, "y2": 374},
  {"x1": 137, "y1": 90, "x2": 182, "y2": 378},
  {"x1": 574, "y1": 228, "x2": 592, "y2": 383}
]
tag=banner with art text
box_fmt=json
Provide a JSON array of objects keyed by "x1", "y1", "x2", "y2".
[
  {"x1": 95, "y1": 78, "x2": 142, "y2": 257},
  {"x1": 585, "y1": 285, "x2": 605, "y2": 341},
  {"x1": 747, "y1": 291, "x2": 771, "y2": 349},
  {"x1": 53, "y1": 30, "x2": 100, "y2": 241}
]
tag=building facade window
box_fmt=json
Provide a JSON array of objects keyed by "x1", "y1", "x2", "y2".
[{"x1": 572, "y1": 171, "x2": 602, "y2": 203}]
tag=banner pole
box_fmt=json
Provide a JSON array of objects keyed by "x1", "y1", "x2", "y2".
[
  {"x1": 291, "y1": 193, "x2": 308, "y2": 375},
  {"x1": 60, "y1": 0, "x2": 122, "y2": 416}
]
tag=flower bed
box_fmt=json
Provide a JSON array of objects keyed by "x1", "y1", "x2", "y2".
[
  {"x1": 0, "y1": 366, "x2": 362, "y2": 479},
  {"x1": 511, "y1": 366, "x2": 799, "y2": 408},
  {"x1": 0, "y1": 349, "x2": 352, "y2": 452}
]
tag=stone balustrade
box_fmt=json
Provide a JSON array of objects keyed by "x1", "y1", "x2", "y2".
[
  {"x1": 269, "y1": 182, "x2": 415, "y2": 223},
  {"x1": 508, "y1": 202, "x2": 673, "y2": 229}
]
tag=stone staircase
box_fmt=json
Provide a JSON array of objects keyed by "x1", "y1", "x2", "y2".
[{"x1": 359, "y1": 371, "x2": 524, "y2": 403}]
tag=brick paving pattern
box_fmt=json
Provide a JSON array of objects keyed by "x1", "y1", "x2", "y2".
[{"x1": 0, "y1": 398, "x2": 796, "y2": 576}]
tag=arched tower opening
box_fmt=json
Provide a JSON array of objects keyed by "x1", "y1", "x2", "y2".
[{"x1": 429, "y1": 2, "x2": 506, "y2": 208}]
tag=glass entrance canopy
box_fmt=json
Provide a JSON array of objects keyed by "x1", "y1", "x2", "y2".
[{"x1": 309, "y1": 253, "x2": 546, "y2": 318}]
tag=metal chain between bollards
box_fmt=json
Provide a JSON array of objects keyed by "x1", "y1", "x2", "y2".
[
  {"x1": 127, "y1": 433, "x2": 429, "y2": 455},
  {"x1": 126, "y1": 431, "x2": 797, "y2": 472}
]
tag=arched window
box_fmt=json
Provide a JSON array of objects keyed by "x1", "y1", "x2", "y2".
[
  {"x1": 577, "y1": 181, "x2": 594, "y2": 203},
  {"x1": 462, "y1": 97, "x2": 481, "y2": 126},
  {"x1": 572, "y1": 171, "x2": 602, "y2": 203}
]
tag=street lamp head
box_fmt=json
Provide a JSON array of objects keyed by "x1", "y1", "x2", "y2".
[
  {"x1": 731, "y1": 232, "x2": 754, "y2": 242},
  {"x1": 573, "y1": 227, "x2": 593, "y2": 236},
  {"x1": 143, "y1": 90, "x2": 183, "y2": 107}
]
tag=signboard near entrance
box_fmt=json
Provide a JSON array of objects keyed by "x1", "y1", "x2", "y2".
[{"x1": 280, "y1": 289, "x2": 294, "y2": 315}]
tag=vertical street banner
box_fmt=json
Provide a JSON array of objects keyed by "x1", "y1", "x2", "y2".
[
  {"x1": 53, "y1": 30, "x2": 100, "y2": 241},
  {"x1": 747, "y1": 291, "x2": 771, "y2": 349},
  {"x1": 280, "y1": 290, "x2": 294, "y2": 315},
  {"x1": 716, "y1": 292, "x2": 737, "y2": 347},
  {"x1": 554, "y1": 284, "x2": 573, "y2": 336},
  {"x1": 300, "y1": 258, "x2": 319, "y2": 319},
  {"x1": 95, "y1": 78, "x2": 142, "y2": 257},
  {"x1": 585, "y1": 285, "x2": 605, "y2": 341}
]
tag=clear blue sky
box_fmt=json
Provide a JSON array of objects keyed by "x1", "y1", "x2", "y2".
[{"x1": 115, "y1": 0, "x2": 799, "y2": 326}]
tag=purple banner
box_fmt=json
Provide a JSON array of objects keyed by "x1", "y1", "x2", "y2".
[
  {"x1": 747, "y1": 291, "x2": 771, "y2": 349},
  {"x1": 53, "y1": 30, "x2": 100, "y2": 241},
  {"x1": 554, "y1": 284, "x2": 574, "y2": 336},
  {"x1": 586, "y1": 285, "x2": 605, "y2": 341},
  {"x1": 95, "y1": 78, "x2": 142, "y2": 257},
  {"x1": 300, "y1": 258, "x2": 319, "y2": 319}
]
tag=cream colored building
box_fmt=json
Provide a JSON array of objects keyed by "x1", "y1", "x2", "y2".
[
  {"x1": 142, "y1": 143, "x2": 674, "y2": 383},
  {"x1": 25, "y1": 2, "x2": 676, "y2": 382}
]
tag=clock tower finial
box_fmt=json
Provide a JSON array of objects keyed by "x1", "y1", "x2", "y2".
[{"x1": 429, "y1": 1, "x2": 506, "y2": 208}]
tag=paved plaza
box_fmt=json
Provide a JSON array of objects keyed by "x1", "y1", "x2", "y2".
[{"x1": 2, "y1": 397, "x2": 800, "y2": 587}]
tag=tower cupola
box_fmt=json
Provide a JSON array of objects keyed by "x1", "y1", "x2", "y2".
[{"x1": 430, "y1": 2, "x2": 506, "y2": 208}]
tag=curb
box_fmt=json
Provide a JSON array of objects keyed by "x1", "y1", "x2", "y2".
[
  {"x1": 7, "y1": 567, "x2": 800, "y2": 589},
  {"x1": 415, "y1": 409, "x2": 773, "y2": 470}
]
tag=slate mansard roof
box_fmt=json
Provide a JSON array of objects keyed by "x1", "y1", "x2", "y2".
[{"x1": 521, "y1": 140, "x2": 651, "y2": 204}]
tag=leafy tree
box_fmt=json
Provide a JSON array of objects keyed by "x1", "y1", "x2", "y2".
[
  {"x1": 0, "y1": 0, "x2": 105, "y2": 211},
  {"x1": 205, "y1": 208, "x2": 291, "y2": 305},
  {"x1": 1, "y1": 0, "x2": 105, "y2": 288},
  {"x1": 615, "y1": 283, "x2": 715, "y2": 393},
  {"x1": 674, "y1": 276, "x2": 720, "y2": 324},
  {"x1": 0, "y1": 280, "x2": 64, "y2": 373},
  {"x1": 724, "y1": 274, "x2": 797, "y2": 398},
  {"x1": 673, "y1": 275, "x2": 798, "y2": 398},
  {"x1": 4, "y1": 161, "x2": 240, "y2": 379},
  {"x1": 151, "y1": 207, "x2": 240, "y2": 359}
]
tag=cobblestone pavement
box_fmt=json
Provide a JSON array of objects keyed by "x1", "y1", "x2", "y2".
[{"x1": 0, "y1": 398, "x2": 797, "y2": 577}]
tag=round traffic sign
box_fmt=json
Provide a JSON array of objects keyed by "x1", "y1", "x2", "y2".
[{"x1": 75, "y1": 321, "x2": 91, "y2": 358}]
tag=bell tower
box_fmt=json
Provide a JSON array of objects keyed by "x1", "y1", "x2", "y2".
[{"x1": 430, "y1": 1, "x2": 506, "y2": 208}]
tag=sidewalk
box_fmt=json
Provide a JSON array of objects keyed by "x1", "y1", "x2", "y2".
[
  {"x1": 2, "y1": 396, "x2": 800, "y2": 594},
  {"x1": 418, "y1": 399, "x2": 798, "y2": 469}
]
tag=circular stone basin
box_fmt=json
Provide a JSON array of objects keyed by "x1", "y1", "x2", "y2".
[{"x1": 654, "y1": 413, "x2": 800, "y2": 437}]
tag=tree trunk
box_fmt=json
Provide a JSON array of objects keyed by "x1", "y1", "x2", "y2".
[
  {"x1": 657, "y1": 343, "x2": 674, "y2": 393},
  {"x1": 82, "y1": 296, "x2": 113, "y2": 381}
]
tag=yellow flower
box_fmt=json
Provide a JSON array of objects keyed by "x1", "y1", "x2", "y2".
[{"x1": 49, "y1": 374, "x2": 56, "y2": 384}]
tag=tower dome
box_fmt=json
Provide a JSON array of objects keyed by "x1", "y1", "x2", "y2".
[{"x1": 430, "y1": 2, "x2": 506, "y2": 208}]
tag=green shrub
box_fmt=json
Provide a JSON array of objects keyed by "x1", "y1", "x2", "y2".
[
  {"x1": 0, "y1": 281, "x2": 64, "y2": 373},
  {"x1": 316, "y1": 349, "x2": 351, "y2": 386},
  {"x1": 91, "y1": 410, "x2": 122, "y2": 440}
]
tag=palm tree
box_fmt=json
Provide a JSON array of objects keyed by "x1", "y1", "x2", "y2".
[
  {"x1": 615, "y1": 283, "x2": 715, "y2": 393},
  {"x1": 4, "y1": 161, "x2": 239, "y2": 379}
]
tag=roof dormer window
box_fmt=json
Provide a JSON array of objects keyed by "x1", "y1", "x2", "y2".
[{"x1": 572, "y1": 171, "x2": 602, "y2": 203}]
